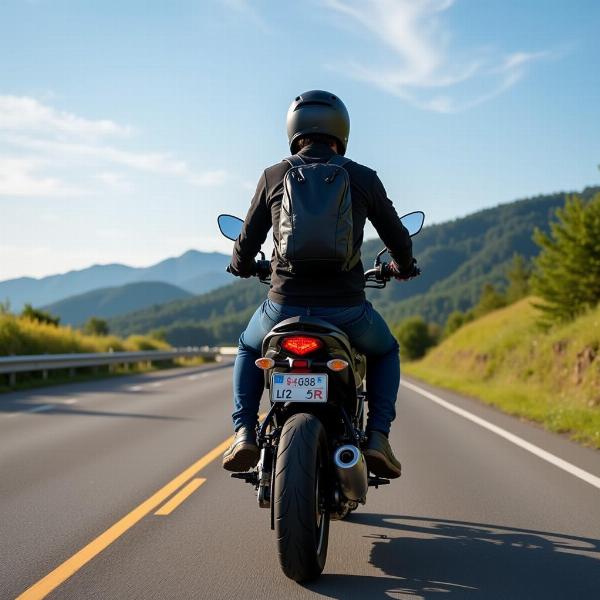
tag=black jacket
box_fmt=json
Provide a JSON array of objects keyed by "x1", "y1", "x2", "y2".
[{"x1": 232, "y1": 142, "x2": 413, "y2": 306}]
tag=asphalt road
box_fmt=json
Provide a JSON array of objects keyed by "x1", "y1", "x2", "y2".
[{"x1": 1, "y1": 363, "x2": 599, "y2": 599}]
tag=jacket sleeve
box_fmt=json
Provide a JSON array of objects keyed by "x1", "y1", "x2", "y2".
[
  {"x1": 368, "y1": 172, "x2": 414, "y2": 269},
  {"x1": 231, "y1": 170, "x2": 272, "y2": 276}
]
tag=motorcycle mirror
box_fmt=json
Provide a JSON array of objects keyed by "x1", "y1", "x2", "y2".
[
  {"x1": 400, "y1": 211, "x2": 425, "y2": 237},
  {"x1": 217, "y1": 214, "x2": 244, "y2": 241}
]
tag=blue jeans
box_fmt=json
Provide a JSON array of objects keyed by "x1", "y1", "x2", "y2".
[{"x1": 232, "y1": 299, "x2": 400, "y2": 434}]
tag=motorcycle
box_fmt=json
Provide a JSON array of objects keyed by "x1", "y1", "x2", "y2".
[{"x1": 217, "y1": 210, "x2": 425, "y2": 582}]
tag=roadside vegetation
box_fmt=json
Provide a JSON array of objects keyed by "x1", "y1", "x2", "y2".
[
  {"x1": 0, "y1": 305, "x2": 189, "y2": 391},
  {"x1": 400, "y1": 192, "x2": 600, "y2": 448},
  {"x1": 405, "y1": 299, "x2": 600, "y2": 448},
  {"x1": 0, "y1": 308, "x2": 168, "y2": 356}
]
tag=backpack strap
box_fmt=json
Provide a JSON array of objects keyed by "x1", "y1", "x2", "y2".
[
  {"x1": 283, "y1": 155, "x2": 306, "y2": 168},
  {"x1": 327, "y1": 155, "x2": 351, "y2": 169}
]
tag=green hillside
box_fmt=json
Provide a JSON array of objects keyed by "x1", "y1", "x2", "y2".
[
  {"x1": 108, "y1": 187, "x2": 599, "y2": 346},
  {"x1": 405, "y1": 298, "x2": 600, "y2": 448},
  {"x1": 109, "y1": 279, "x2": 267, "y2": 344},
  {"x1": 369, "y1": 186, "x2": 600, "y2": 323},
  {"x1": 44, "y1": 281, "x2": 193, "y2": 326}
]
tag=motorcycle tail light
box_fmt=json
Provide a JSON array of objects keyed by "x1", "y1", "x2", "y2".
[
  {"x1": 255, "y1": 357, "x2": 275, "y2": 370},
  {"x1": 281, "y1": 336, "x2": 323, "y2": 356},
  {"x1": 327, "y1": 359, "x2": 348, "y2": 372}
]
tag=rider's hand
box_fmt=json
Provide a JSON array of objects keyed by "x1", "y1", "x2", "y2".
[
  {"x1": 389, "y1": 258, "x2": 420, "y2": 280},
  {"x1": 227, "y1": 262, "x2": 255, "y2": 278}
]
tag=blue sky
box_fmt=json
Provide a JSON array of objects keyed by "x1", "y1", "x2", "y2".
[{"x1": 1, "y1": 0, "x2": 599, "y2": 280}]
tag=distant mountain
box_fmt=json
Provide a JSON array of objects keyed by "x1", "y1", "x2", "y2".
[
  {"x1": 107, "y1": 186, "x2": 600, "y2": 346},
  {"x1": 0, "y1": 250, "x2": 230, "y2": 311},
  {"x1": 44, "y1": 281, "x2": 193, "y2": 326},
  {"x1": 108, "y1": 278, "x2": 266, "y2": 342}
]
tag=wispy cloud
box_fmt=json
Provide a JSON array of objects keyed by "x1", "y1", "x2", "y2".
[
  {"x1": 322, "y1": 0, "x2": 552, "y2": 112},
  {"x1": 220, "y1": 0, "x2": 271, "y2": 33},
  {"x1": 0, "y1": 157, "x2": 82, "y2": 197},
  {"x1": 0, "y1": 95, "x2": 228, "y2": 197},
  {"x1": 0, "y1": 95, "x2": 130, "y2": 138}
]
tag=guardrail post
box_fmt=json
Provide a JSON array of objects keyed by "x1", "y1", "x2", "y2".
[
  {"x1": 9, "y1": 372, "x2": 16, "y2": 386},
  {"x1": 42, "y1": 370, "x2": 48, "y2": 380},
  {"x1": 69, "y1": 368, "x2": 75, "y2": 378}
]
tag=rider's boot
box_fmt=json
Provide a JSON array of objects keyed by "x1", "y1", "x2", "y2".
[
  {"x1": 222, "y1": 426, "x2": 260, "y2": 472},
  {"x1": 364, "y1": 430, "x2": 402, "y2": 479}
]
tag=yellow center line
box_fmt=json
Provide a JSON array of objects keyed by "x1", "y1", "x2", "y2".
[
  {"x1": 155, "y1": 478, "x2": 206, "y2": 516},
  {"x1": 16, "y1": 435, "x2": 233, "y2": 600}
]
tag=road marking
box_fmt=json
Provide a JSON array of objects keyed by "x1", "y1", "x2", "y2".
[
  {"x1": 187, "y1": 375, "x2": 198, "y2": 381},
  {"x1": 401, "y1": 380, "x2": 600, "y2": 491},
  {"x1": 150, "y1": 382, "x2": 162, "y2": 388},
  {"x1": 128, "y1": 386, "x2": 142, "y2": 392},
  {"x1": 3, "y1": 404, "x2": 55, "y2": 419},
  {"x1": 16, "y1": 435, "x2": 233, "y2": 600},
  {"x1": 155, "y1": 478, "x2": 206, "y2": 515},
  {"x1": 61, "y1": 399, "x2": 77, "y2": 405},
  {"x1": 27, "y1": 404, "x2": 54, "y2": 413}
]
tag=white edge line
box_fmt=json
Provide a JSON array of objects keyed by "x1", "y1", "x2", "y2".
[
  {"x1": 26, "y1": 404, "x2": 54, "y2": 414},
  {"x1": 401, "y1": 380, "x2": 600, "y2": 491}
]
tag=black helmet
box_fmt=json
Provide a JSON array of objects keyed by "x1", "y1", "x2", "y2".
[{"x1": 286, "y1": 90, "x2": 350, "y2": 155}]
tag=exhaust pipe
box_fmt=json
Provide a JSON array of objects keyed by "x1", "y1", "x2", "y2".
[{"x1": 333, "y1": 445, "x2": 368, "y2": 502}]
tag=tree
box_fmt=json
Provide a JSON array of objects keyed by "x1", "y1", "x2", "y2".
[
  {"x1": 444, "y1": 310, "x2": 474, "y2": 337},
  {"x1": 21, "y1": 304, "x2": 60, "y2": 326},
  {"x1": 472, "y1": 283, "x2": 506, "y2": 318},
  {"x1": 394, "y1": 316, "x2": 437, "y2": 360},
  {"x1": 532, "y1": 193, "x2": 600, "y2": 324},
  {"x1": 505, "y1": 254, "x2": 531, "y2": 303},
  {"x1": 84, "y1": 317, "x2": 110, "y2": 336}
]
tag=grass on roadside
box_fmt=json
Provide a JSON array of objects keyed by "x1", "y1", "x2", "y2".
[
  {"x1": 0, "y1": 313, "x2": 214, "y2": 393},
  {"x1": 404, "y1": 298, "x2": 600, "y2": 449}
]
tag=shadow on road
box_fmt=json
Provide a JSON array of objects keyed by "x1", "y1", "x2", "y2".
[{"x1": 304, "y1": 514, "x2": 600, "y2": 599}]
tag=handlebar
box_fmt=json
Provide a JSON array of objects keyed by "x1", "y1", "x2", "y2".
[
  {"x1": 228, "y1": 260, "x2": 419, "y2": 289},
  {"x1": 364, "y1": 262, "x2": 421, "y2": 288},
  {"x1": 364, "y1": 263, "x2": 391, "y2": 289}
]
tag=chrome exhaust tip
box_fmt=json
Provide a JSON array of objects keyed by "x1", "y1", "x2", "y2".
[{"x1": 333, "y1": 445, "x2": 368, "y2": 502}]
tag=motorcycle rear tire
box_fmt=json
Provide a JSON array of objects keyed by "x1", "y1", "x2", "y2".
[{"x1": 274, "y1": 412, "x2": 330, "y2": 582}]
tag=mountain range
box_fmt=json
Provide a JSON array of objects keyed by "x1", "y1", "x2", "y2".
[
  {"x1": 0, "y1": 250, "x2": 230, "y2": 311},
  {"x1": 5, "y1": 186, "x2": 597, "y2": 343},
  {"x1": 106, "y1": 186, "x2": 600, "y2": 345},
  {"x1": 44, "y1": 281, "x2": 193, "y2": 326}
]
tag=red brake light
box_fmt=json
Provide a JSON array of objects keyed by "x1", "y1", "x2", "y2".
[{"x1": 281, "y1": 336, "x2": 323, "y2": 356}]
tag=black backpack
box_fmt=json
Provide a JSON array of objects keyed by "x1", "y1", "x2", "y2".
[{"x1": 279, "y1": 155, "x2": 359, "y2": 274}]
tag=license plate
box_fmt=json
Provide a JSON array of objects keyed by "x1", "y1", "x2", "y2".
[{"x1": 271, "y1": 373, "x2": 328, "y2": 403}]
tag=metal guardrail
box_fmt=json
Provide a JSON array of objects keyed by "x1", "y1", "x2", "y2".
[{"x1": 0, "y1": 347, "x2": 222, "y2": 386}]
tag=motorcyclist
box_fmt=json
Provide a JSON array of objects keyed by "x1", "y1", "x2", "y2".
[{"x1": 222, "y1": 90, "x2": 418, "y2": 478}]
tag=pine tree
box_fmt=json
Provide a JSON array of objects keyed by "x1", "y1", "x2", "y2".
[
  {"x1": 505, "y1": 254, "x2": 531, "y2": 303},
  {"x1": 532, "y1": 193, "x2": 600, "y2": 324},
  {"x1": 472, "y1": 283, "x2": 506, "y2": 318}
]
